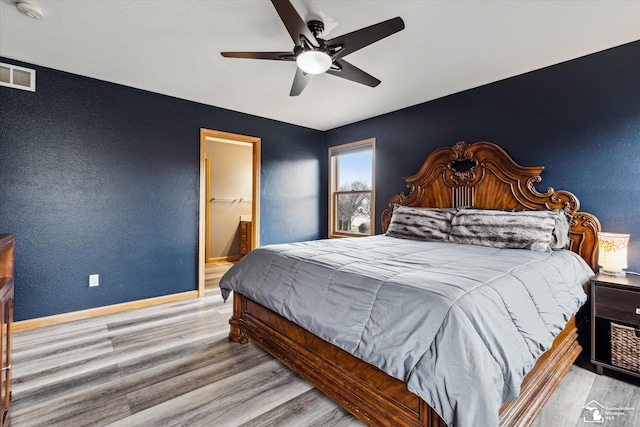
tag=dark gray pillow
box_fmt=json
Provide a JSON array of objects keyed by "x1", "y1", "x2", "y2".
[
  {"x1": 450, "y1": 208, "x2": 557, "y2": 252},
  {"x1": 386, "y1": 206, "x2": 456, "y2": 242}
]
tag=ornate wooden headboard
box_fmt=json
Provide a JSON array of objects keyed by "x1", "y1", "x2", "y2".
[{"x1": 381, "y1": 141, "x2": 601, "y2": 269}]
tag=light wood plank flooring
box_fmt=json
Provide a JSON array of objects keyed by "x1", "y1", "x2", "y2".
[
  {"x1": 11, "y1": 287, "x2": 640, "y2": 426},
  {"x1": 205, "y1": 261, "x2": 235, "y2": 290}
]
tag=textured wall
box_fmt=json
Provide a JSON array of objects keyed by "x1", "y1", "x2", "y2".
[
  {"x1": 325, "y1": 41, "x2": 640, "y2": 272},
  {"x1": 0, "y1": 58, "x2": 323, "y2": 321}
]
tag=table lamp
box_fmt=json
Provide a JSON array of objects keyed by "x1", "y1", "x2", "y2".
[{"x1": 597, "y1": 232, "x2": 630, "y2": 277}]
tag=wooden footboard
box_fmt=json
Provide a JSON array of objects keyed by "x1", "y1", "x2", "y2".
[{"x1": 229, "y1": 292, "x2": 584, "y2": 427}]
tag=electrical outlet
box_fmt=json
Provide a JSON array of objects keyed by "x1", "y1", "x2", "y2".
[{"x1": 89, "y1": 274, "x2": 99, "y2": 287}]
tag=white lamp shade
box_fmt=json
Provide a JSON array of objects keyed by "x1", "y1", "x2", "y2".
[
  {"x1": 597, "y1": 232, "x2": 630, "y2": 276},
  {"x1": 296, "y1": 51, "x2": 332, "y2": 75}
]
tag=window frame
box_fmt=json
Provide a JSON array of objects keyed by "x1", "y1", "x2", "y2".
[{"x1": 328, "y1": 138, "x2": 376, "y2": 238}]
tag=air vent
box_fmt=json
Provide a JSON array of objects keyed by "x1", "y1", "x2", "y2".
[{"x1": 0, "y1": 62, "x2": 36, "y2": 92}]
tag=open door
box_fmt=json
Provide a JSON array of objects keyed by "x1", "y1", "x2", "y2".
[{"x1": 198, "y1": 129, "x2": 260, "y2": 297}]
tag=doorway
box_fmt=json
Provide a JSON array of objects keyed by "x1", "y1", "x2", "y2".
[{"x1": 198, "y1": 129, "x2": 260, "y2": 296}]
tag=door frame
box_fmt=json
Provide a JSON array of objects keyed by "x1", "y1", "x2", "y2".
[{"x1": 198, "y1": 129, "x2": 261, "y2": 297}]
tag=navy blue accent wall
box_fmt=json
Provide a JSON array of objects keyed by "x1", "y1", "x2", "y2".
[
  {"x1": 325, "y1": 41, "x2": 640, "y2": 272},
  {"x1": 0, "y1": 58, "x2": 323, "y2": 321}
]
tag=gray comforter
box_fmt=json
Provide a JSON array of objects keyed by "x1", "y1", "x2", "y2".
[{"x1": 220, "y1": 235, "x2": 592, "y2": 427}]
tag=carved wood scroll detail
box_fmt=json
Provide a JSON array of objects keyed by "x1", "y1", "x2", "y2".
[{"x1": 381, "y1": 141, "x2": 601, "y2": 269}]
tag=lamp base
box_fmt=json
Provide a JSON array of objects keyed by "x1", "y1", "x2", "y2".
[{"x1": 599, "y1": 269, "x2": 626, "y2": 277}]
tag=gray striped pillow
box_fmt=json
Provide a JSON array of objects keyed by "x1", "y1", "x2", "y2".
[
  {"x1": 450, "y1": 209, "x2": 556, "y2": 252},
  {"x1": 386, "y1": 206, "x2": 455, "y2": 242}
]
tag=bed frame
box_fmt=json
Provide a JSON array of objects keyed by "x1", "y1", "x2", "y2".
[{"x1": 228, "y1": 141, "x2": 601, "y2": 426}]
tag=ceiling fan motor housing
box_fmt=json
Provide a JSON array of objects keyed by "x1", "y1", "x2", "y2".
[{"x1": 307, "y1": 20, "x2": 324, "y2": 38}]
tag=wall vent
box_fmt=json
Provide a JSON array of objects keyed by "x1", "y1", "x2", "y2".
[{"x1": 0, "y1": 62, "x2": 36, "y2": 92}]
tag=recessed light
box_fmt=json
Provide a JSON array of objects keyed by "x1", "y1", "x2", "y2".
[{"x1": 16, "y1": 2, "x2": 44, "y2": 20}]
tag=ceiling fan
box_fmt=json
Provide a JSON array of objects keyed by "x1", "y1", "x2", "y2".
[{"x1": 221, "y1": 0, "x2": 405, "y2": 96}]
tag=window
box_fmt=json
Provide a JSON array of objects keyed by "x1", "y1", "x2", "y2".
[{"x1": 329, "y1": 138, "x2": 375, "y2": 237}]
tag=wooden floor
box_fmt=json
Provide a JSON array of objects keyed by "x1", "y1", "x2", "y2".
[
  {"x1": 10, "y1": 264, "x2": 640, "y2": 426},
  {"x1": 204, "y1": 261, "x2": 235, "y2": 290}
]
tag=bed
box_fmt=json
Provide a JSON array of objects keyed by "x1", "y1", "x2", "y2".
[{"x1": 220, "y1": 141, "x2": 601, "y2": 426}]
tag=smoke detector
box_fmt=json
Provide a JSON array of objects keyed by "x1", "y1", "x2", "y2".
[{"x1": 16, "y1": 2, "x2": 44, "y2": 20}]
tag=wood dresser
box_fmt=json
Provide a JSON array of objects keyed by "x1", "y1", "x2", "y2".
[
  {"x1": 0, "y1": 234, "x2": 14, "y2": 426},
  {"x1": 240, "y1": 220, "x2": 252, "y2": 256}
]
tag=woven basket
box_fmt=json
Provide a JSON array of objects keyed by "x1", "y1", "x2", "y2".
[{"x1": 611, "y1": 322, "x2": 640, "y2": 374}]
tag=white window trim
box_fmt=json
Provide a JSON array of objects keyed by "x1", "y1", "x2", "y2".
[{"x1": 328, "y1": 138, "x2": 376, "y2": 238}]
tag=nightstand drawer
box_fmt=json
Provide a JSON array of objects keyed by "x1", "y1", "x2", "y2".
[{"x1": 594, "y1": 285, "x2": 640, "y2": 325}]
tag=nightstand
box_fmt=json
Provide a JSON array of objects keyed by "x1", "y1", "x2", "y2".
[{"x1": 591, "y1": 273, "x2": 640, "y2": 377}]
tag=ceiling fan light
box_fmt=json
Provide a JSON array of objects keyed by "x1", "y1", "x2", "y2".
[{"x1": 296, "y1": 51, "x2": 332, "y2": 74}]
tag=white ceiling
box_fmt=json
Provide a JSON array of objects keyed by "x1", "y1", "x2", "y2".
[{"x1": 1, "y1": 0, "x2": 640, "y2": 131}]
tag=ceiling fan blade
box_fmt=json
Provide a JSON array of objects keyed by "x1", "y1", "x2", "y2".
[
  {"x1": 290, "y1": 68, "x2": 313, "y2": 96},
  {"x1": 326, "y1": 17, "x2": 405, "y2": 59},
  {"x1": 271, "y1": 0, "x2": 319, "y2": 47},
  {"x1": 221, "y1": 51, "x2": 295, "y2": 61},
  {"x1": 326, "y1": 59, "x2": 380, "y2": 88}
]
